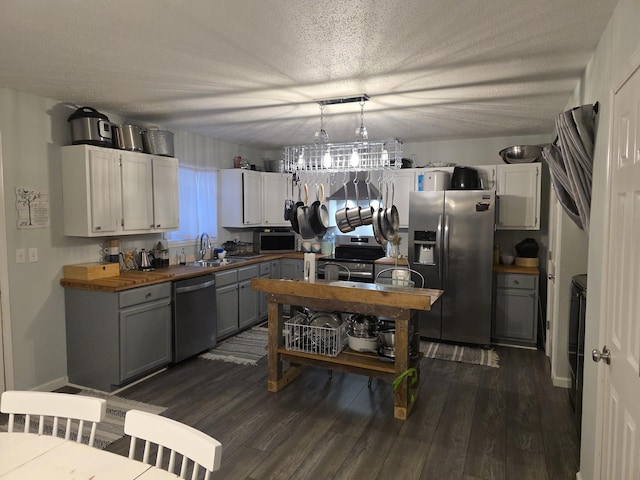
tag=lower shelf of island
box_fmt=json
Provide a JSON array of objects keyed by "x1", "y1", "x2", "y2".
[{"x1": 276, "y1": 347, "x2": 423, "y2": 381}]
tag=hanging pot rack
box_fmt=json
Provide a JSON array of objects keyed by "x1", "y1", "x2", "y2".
[{"x1": 282, "y1": 94, "x2": 403, "y2": 173}]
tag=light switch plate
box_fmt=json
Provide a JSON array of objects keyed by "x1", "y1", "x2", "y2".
[
  {"x1": 28, "y1": 247, "x2": 38, "y2": 262},
  {"x1": 16, "y1": 248, "x2": 25, "y2": 263}
]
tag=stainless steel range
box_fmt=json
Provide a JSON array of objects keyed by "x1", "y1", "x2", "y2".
[{"x1": 317, "y1": 235, "x2": 386, "y2": 282}]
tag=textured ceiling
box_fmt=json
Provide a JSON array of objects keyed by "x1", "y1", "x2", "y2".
[{"x1": 0, "y1": 0, "x2": 617, "y2": 149}]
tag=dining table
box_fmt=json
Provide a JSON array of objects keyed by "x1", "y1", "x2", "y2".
[{"x1": 0, "y1": 432, "x2": 179, "y2": 479}]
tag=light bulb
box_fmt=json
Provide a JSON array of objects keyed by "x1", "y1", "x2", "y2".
[
  {"x1": 349, "y1": 149, "x2": 360, "y2": 168},
  {"x1": 381, "y1": 148, "x2": 389, "y2": 165},
  {"x1": 323, "y1": 150, "x2": 332, "y2": 168},
  {"x1": 298, "y1": 149, "x2": 304, "y2": 166}
]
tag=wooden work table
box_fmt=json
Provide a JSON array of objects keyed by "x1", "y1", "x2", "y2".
[{"x1": 251, "y1": 277, "x2": 443, "y2": 420}]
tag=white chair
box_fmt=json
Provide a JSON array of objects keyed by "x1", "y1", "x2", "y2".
[
  {"x1": 0, "y1": 390, "x2": 107, "y2": 447},
  {"x1": 125, "y1": 409, "x2": 222, "y2": 480}
]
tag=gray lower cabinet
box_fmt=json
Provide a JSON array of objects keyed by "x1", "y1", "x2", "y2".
[
  {"x1": 281, "y1": 258, "x2": 303, "y2": 279},
  {"x1": 65, "y1": 282, "x2": 172, "y2": 392},
  {"x1": 270, "y1": 259, "x2": 281, "y2": 280},
  {"x1": 215, "y1": 269, "x2": 239, "y2": 338},
  {"x1": 216, "y1": 264, "x2": 262, "y2": 339},
  {"x1": 493, "y1": 273, "x2": 539, "y2": 346}
]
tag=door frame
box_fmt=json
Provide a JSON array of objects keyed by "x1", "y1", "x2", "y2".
[{"x1": 0, "y1": 131, "x2": 15, "y2": 391}]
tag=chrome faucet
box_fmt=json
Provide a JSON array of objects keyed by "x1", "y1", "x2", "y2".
[{"x1": 199, "y1": 233, "x2": 211, "y2": 261}]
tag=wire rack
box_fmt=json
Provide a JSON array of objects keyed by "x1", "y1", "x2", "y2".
[
  {"x1": 284, "y1": 317, "x2": 347, "y2": 357},
  {"x1": 282, "y1": 138, "x2": 403, "y2": 173}
]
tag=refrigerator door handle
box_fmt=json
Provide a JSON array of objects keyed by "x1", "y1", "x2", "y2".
[
  {"x1": 436, "y1": 214, "x2": 443, "y2": 280},
  {"x1": 443, "y1": 214, "x2": 450, "y2": 280}
]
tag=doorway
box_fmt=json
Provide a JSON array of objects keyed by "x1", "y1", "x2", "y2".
[{"x1": 0, "y1": 131, "x2": 13, "y2": 392}]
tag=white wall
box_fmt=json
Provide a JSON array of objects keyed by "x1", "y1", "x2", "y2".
[
  {"x1": 0, "y1": 88, "x2": 265, "y2": 390},
  {"x1": 570, "y1": 0, "x2": 640, "y2": 478}
]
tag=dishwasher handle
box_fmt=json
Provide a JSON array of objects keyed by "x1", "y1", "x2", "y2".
[{"x1": 175, "y1": 279, "x2": 215, "y2": 294}]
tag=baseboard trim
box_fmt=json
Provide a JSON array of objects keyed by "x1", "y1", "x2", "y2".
[
  {"x1": 31, "y1": 375, "x2": 68, "y2": 392},
  {"x1": 552, "y1": 375, "x2": 572, "y2": 389}
]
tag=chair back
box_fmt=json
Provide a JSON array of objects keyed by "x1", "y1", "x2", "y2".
[
  {"x1": 0, "y1": 390, "x2": 107, "y2": 447},
  {"x1": 125, "y1": 409, "x2": 222, "y2": 480}
]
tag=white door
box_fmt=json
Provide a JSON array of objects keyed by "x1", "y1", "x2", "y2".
[
  {"x1": 597, "y1": 59, "x2": 640, "y2": 478},
  {"x1": 0, "y1": 132, "x2": 12, "y2": 392}
]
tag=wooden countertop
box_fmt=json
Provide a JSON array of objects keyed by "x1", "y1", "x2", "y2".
[
  {"x1": 252, "y1": 277, "x2": 442, "y2": 311},
  {"x1": 493, "y1": 264, "x2": 540, "y2": 275},
  {"x1": 60, "y1": 253, "x2": 309, "y2": 293}
]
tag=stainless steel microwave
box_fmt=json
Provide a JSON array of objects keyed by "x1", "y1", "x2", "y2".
[{"x1": 254, "y1": 231, "x2": 296, "y2": 253}]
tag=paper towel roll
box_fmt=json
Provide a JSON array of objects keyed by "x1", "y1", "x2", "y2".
[{"x1": 303, "y1": 253, "x2": 316, "y2": 282}]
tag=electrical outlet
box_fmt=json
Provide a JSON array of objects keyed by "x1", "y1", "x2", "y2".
[
  {"x1": 28, "y1": 247, "x2": 38, "y2": 263},
  {"x1": 16, "y1": 248, "x2": 25, "y2": 264}
]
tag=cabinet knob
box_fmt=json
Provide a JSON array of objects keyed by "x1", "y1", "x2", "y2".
[
  {"x1": 548, "y1": 273, "x2": 555, "y2": 280},
  {"x1": 156, "y1": 224, "x2": 161, "y2": 228},
  {"x1": 95, "y1": 226, "x2": 102, "y2": 231}
]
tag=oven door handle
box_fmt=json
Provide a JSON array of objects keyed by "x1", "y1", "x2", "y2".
[{"x1": 175, "y1": 279, "x2": 216, "y2": 294}]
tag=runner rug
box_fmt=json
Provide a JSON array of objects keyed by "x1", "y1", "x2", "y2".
[
  {"x1": 199, "y1": 326, "x2": 269, "y2": 366},
  {"x1": 420, "y1": 341, "x2": 500, "y2": 368},
  {"x1": 0, "y1": 388, "x2": 167, "y2": 449}
]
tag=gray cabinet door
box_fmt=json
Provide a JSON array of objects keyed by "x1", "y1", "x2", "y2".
[
  {"x1": 216, "y1": 283, "x2": 239, "y2": 338},
  {"x1": 119, "y1": 298, "x2": 172, "y2": 382},
  {"x1": 270, "y1": 259, "x2": 282, "y2": 279},
  {"x1": 493, "y1": 273, "x2": 539, "y2": 345},
  {"x1": 282, "y1": 259, "x2": 303, "y2": 279},
  {"x1": 238, "y1": 279, "x2": 258, "y2": 329}
]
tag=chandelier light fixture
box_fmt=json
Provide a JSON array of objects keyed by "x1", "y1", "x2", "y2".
[{"x1": 283, "y1": 94, "x2": 402, "y2": 173}]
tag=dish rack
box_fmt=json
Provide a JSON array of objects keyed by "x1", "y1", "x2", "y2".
[{"x1": 284, "y1": 315, "x2": 347, "y2": 357}]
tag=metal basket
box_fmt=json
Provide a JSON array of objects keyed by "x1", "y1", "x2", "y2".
[
  {"x1": 284, "y1": 316, "x2": 347, "y2": 357},
  {"x1": 142, "y1": 127, "x2": 174, "y2": 157}
]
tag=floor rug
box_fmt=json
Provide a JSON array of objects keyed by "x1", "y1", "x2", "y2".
[
  {"x1": 0, "y1": 388, "x2": 167, "y2": 449},
  {"x1": 420, "y1": 341, "x2": 500, "y2": 368},
  {"x1": 200, "y1": 326, "x2": 268, "y2": 365}
]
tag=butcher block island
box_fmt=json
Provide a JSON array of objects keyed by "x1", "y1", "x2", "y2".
[{"x1": 251, "y1": 277, "x2": 443, "y2": 420}]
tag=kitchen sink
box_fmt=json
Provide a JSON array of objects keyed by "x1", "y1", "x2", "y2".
[{"x1": 188, "y1": 260, "x2": 223, "y2": 268}]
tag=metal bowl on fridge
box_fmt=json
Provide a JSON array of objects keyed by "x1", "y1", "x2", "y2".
[{"x1": 67, "y1": 106, "x2": 113, "y2": 147}]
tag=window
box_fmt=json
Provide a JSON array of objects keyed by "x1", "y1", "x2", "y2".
[{"x1": 165, "y1": 164, "x2": 217, "y2": 243}]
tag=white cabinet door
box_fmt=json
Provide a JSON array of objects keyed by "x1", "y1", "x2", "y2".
[
  {"x1": 389, "y1": 170, "x2": 416, "y2": 228},
  {"x1": 151, "y1": 156, "x2": 179, "y2": 230},
  {"x1": 496, "y1": 164, "x2": 541, "y2": 230},
  {"x1": 121, "y1": 152, "x2": 154, "y2": 232},
  {"x1": 221, "y1": 169, "x2": 264, "y2": 227},
  {"x1": 262, "y1": 172, "x2": 288, "y2": 226},
  {"x1": 243, "y1": 170, "x2": 262, "y2": 226},
  {"x1": 89, "y1": 148, "x2": 121, "y2": 234},
  {"x1": 62, "y1": 145, "x2": 121, "y2": 237}
]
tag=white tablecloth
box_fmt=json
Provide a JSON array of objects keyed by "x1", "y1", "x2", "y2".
[{"x1": 0, "y1": 433, "x2": 178, "y2": 479}]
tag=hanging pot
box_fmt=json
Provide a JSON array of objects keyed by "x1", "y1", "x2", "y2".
[{"x1": 67, "y1": 106, "x2": 113, "y2": 147}]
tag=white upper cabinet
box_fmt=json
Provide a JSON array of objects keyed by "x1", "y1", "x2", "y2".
[
  {"x1": 262, "y1": 172, "x2": 289, "y2": 227},
  {"x1": 388, "y1": 170, "x2": 416, "y2": 228},
  {"x1": 61, "y1": 145, "x2": 179, "y2": 237},
  {"x1": 220, "y1": 169, "x2": 263, "y2": 227},
  {"x1": 496, "y1": 163, "x2": 541, "y2": 230},
  {"x1": 121, "y1": 152, "x2": 154, "y2": 231},
  {"x1": 151, "y1": 156, "x2": 179, "y2": 230}
]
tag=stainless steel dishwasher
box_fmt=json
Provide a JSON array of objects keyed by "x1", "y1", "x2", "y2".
[{"x1": 172, "y1": 274, "x2": 217, "y2": 362}]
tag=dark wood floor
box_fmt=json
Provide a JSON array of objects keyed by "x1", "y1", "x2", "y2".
[{"x1": 103, "y1": 345, "x2": 579, "y2": 480}]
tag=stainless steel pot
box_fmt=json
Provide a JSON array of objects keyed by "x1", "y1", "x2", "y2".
[
  {"x1": 114, "y1": 124, "x2": 143, "y2": 151},
  {"x1": 142, "y1": 127, "x2": 174, "y2": 157},
  {"x1": 67, "y1": 106, "x2": 112, "y2": 147}
]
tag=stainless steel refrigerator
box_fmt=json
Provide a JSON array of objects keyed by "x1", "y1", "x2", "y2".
[{"x1": 409, "y1": 190, "x2": 495, "y2": 345}]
